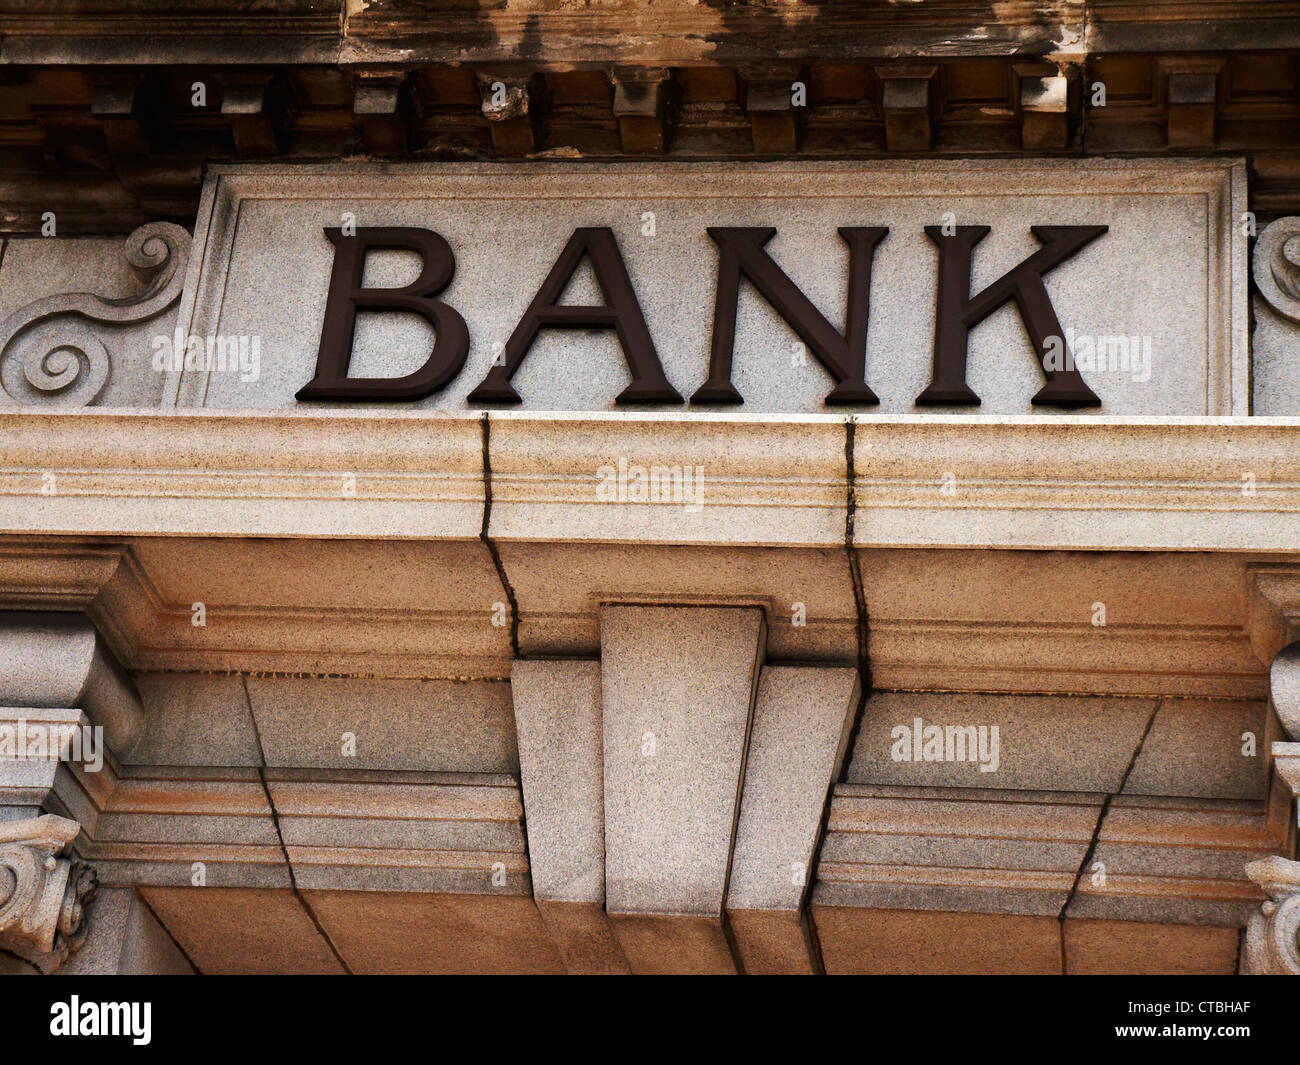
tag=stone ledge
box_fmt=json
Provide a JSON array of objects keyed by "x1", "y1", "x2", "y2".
[
  {"x1": 853, "y1": 415, "x2": 1300, "y2": 551},
  {"x1": 2, "y1": 410, "x2": 1300, "y2": 551},
  {"x1": 814, "y1": 783, "x2": 1279, "y2": 928},
  {"x1": 0, "y1": 408, "x2": 484, "y2": 540}
]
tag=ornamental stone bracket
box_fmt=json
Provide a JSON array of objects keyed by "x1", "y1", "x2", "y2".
[
  {"x1": 0, "y1": 813, "x2": 97, "y2": 974},
  {"x1": 0, "y1": 613, "x2": 138, "y2": 956},
  {"x1": 1254, "y1": 217, "x2": 1300, "y2": 325},
  {"x1": 1242, "y1": 856, "x2": 1300, "y2": 975},
  {"x1": 1240, "y1": 583, "x2": 1300, "y2": 974},
  {"x1": 1245, "y1": 566, "x2": 1300, "y2": 672},
  {"x1": 511, "y1": 604, "x2": 859, "y2": 974},
  {"x1": 0, "y1": 221, "x2": 189, "y2": 408}
]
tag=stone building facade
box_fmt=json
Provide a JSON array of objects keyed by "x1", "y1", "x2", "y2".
[{"x1": 1, "y1": 1, "x2": 1299, "y2": 975}]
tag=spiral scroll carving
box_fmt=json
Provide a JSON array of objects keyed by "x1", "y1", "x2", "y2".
[
  {"x1": 0, "y1": 221, "x2": 190, "y2": 407},
  {"x1": 1254, "y1": 216, "x2": 1300, "y2": 324}
]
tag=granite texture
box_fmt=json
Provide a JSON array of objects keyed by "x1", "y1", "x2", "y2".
[
  {"x1": 812, "y1": 907, "x2": 1063, "y2": 975},
  {"x1": 304, "y1": 889, "x2": 565, "y2": 975},
  {"x1": 726, "y1": 665, "x2": 858, "y2": 972},
  {"x1": 509, "y1": 659, "x2": 606, "y2": 903},
  {"x1": 245, "y1": 676, "x2": 519, "y2": 773},
  {"x1": 58, "y1": 887, "x2": 194, "y2": 975},
  {"x1": 139, "y1": 886, "x2": 347, "y2": 974},
  {"x1": 1063, "y1": 919, "x2": 1241, "y2": 975},
  {"x1": 600, "y1": 605, "x2": 764, "y2": 921},
  {"x1": 846, "y1": 691, "x2": 1158, "y2": 792}
]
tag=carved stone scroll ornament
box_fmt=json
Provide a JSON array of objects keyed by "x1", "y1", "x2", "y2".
[
  {"x1": 0, "y1": 814, "x2": 97, "y2": 974},
  {"x1": 0, "y1": 221, "x2": 190, "y2": 407},
  {"x1": 1254, "y1": 216, "x2": 1300, "y2": 323},
  {"x1": 1242, "y1": 856, "x2": 1300, "y2": 975}
]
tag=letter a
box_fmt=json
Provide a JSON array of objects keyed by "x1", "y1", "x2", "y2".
[{"x1": 469, "y1": 227, "x2": 681, "y2": 405}]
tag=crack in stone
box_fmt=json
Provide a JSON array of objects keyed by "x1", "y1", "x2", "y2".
[
  {"x1": 136, "y1": 892, "x2": 203, "y2": 975},
  {"x1": 240, "y1": 674, "x2": 353, "y2": 975},
  {"x1": 1056, "y1": 699, "x2": 1161, "y2": 972},
  {"x1": 803, "y1": 415, "x2": 874, "y2": 976},
  {"x1": 480, "y1": 413, "x2": 521, "y2": 658}
]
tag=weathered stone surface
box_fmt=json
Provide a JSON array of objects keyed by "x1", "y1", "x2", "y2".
[
  {"x1": 1066, "y1": 795, "x2": 1278, "y2": 927},
  {"x1": 0, "y1": 813, "x2": 97, "y2": 973},
  {"x1": 1123, "y1": 699, "x2": 1268, "y2": 800},
  {"x1": 139, "y1": 886, "x2": 347, "y2": 974},
  {"x1": 0, "y1": 612, "x2": 144, "y2": 756},
  {"x1": 601, "y1": 605, "x2": 763, "y2": 915},
  {"x1": 132, "y1": 672, "x2": 261, "y2": 767},
  {"x1": 846, "y1": 691, "x2": 1157, "y2": 792},
  {"x1": 245, "y1": 676, "x2": 518, "y2": 773},
  {"x1": 1065, "y1": 918, "x2": 1241, "y2": 975},
  {"x1": 510, "y1": 659, "x2": 605, "y2": 903},
  {"x1": 502, "y1": 542, "x2": 856, "y2": 663},
  {"x1": 58, "y1": 887, "x2": 194, "y2": 975},
  {"x1": 813, "y1": 907, "x2": 1062, "y2": 975},
  {"x1": 604, "y1": 913, "x2": 739, "y2": 976},
  {"x1": 267, "y1": 771, "x2": 532, "y2": 895},
  {"x1": 536, "y1": 900, "x2": 631, "y2": 976},
  {"x1": 816, "y1": 784, "x2": 1101, "y2": 918},
  {"x1": 1241, "y1": 855, "x2": 1300, "y2": 974},
  {"x1": 305, "y1": 889, "x2": 565, "y2": 974},
  {"x1": 510, "y1": 658, "x2": 629, "y2": 972}
]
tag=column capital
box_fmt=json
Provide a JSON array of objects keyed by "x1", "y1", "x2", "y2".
[
  {"x1": 1242, "y1": 856, "x2": 1300, "y2": 975},
  {"x1": 0, "y1": 813, "x2": 97, "y2": 974}
]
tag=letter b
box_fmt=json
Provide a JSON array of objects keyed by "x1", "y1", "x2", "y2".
[{"x1": 297, "y1": 227, "x2": 470, "y2": 401}]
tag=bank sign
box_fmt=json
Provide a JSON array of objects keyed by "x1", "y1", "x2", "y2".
[{"x1": 166, "y1": 160, "x2": 1247, "y2": 416}]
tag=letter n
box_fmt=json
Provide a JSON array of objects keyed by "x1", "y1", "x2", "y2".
[
  {"x1": 693, "y1": 226, "x2": 886, "y2": 405},
  {"x1": 916, "y1": 225, "x2": 1107, "y2": 408},
  {"x1": 469, "y1": 227, "x2": 681, "y2": 404},
  {"x1": 297, "y1": 227, "x2": 470, "y2": 401}
]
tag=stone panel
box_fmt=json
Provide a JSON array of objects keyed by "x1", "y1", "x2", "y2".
[
  {"x1": 139, "y1": 886, "x2": 347, "y2": 974},
  {"x1": 726, "y1": 664, "x2": 858, "y2": 973},
  {"x1": 174, "y1": 160, "x2": 1245, "y2": 416},
  {"x1": 600, "y1": 604, "x2": 764, "y2": 973}
]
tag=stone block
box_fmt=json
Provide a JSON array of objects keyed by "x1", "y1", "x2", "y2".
[
  {"x1": 139, "y1": 886, "x2": 347, "y2": 974},
  {"x1": 726, "y1": 664, "x2": 858, "y2": 973},
  {"x1": 813, "y1": 907, "x2": 1062, "y2": 974},
  {"x1": 600, "y1": 605, "x2": 764, "y2": 972}
]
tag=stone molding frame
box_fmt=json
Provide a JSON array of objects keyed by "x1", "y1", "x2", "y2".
[
  {"x1": 170, "y1": 158, "x2": 1248, "y2": 415},
  {"x1": 0, "y1": 813, "x2": 97, "y2": 974}
]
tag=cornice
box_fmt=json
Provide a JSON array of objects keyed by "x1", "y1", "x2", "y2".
[{"x1": 3, "y1": 410, "x2": 1300, "y2": 552}]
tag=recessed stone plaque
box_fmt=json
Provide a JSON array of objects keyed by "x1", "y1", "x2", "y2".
[{"x1": 169, "y1": 159, "x2": 1247, "y2": 415}]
